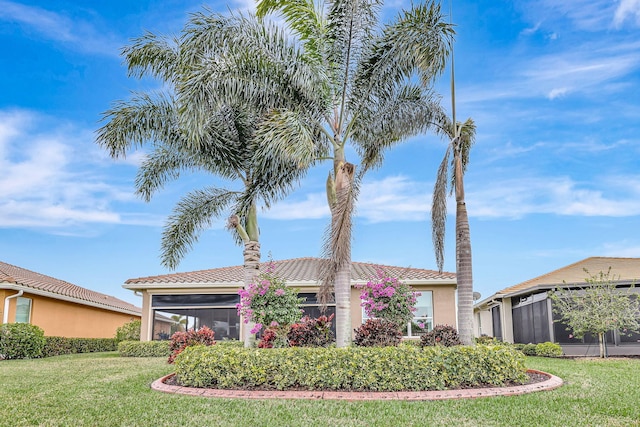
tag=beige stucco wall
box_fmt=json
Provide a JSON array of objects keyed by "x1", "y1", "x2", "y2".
[
  {"x1": 2, "y1": 290, "x2": 140, "y2": 338},
  {"x1": 474, "y1": 308, "x2": 494, "y2": 337},
  {"x1": 431, "y1": 284, "x2": 457, "y2": 327},
  {"x1": 135, "y1": 282, "x2": 458, "y2": 341}
]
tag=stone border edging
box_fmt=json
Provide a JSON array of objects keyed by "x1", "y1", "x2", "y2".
[{"x1": 151, "y1": 369, "x2": 563, "y2": 401}]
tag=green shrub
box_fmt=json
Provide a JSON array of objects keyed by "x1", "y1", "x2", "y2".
[
  {"x1": 535, "y1": 342, "x2": 563, "y2": 357},
  {"x1": 0, "y1": 323, "x2": 46, "y2": 359},
  {"x1": 42, "y1": 337, "x2": 117, "y2": 357},
  {"x1": 475, "y1": 335, "x2": 498, "y2": 345},
  {"x1": 420, "y1": 324, "x2": 462, "y2": 347},
  {"x1": 215, "y1": 340, "x2": 243, "y2": 348},
  {"x1": 513, "y1": 343, "x2": 526, "y2": 352},
  {"x1": 522, "y1": 343, "x2": 537, "y2": 356},
  {"x1": 118, "y1": 340, "x2": 170, "y2": 357},
  {"x1": 173, "y1": 344, "x2": 528, "y2": 391},
  {"x1": 115, "y1": 319, "x2": 141, "y2": 342},
  {"x1": 353, "y1": 319, "x2": 403, "y2": 347}
]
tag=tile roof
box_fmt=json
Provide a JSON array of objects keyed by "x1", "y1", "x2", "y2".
[
  {"x1": 0, "y1": 261, "x2": 141, "y2": 315},
  {"x1": 125, "y1": 257, "x2": 456, "y2": 286},
  {"x1": 497, "y1": 257, "x2": 640, "y2": 297}
]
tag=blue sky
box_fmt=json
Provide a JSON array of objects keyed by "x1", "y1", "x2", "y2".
[{"x1": 1, "y1": 0, "x2": 640, "y2": 307}]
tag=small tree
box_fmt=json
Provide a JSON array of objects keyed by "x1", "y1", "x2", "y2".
[{"x1": 549, "y1": 268, "x2": 640, "y2": 358}]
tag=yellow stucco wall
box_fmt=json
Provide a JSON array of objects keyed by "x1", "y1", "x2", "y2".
[{"x1": 2, "y1": 291, "x2": 140, "y2": 338}]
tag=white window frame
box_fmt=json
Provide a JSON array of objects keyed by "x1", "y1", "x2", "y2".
[
  {"x1": 15, "y1": 297, "x2": 32, "y2": 323},
  {"x1": 361, "y1": 290, "x2": 434, "y2": 338}
]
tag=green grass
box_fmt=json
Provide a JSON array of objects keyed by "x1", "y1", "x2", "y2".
[{"x1": 1, "y1": 353, "x2": 639, "y2": 426}]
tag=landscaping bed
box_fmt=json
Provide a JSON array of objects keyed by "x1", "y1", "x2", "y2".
[{"x1": 172, "y1": 344, "x2": 529, "y2": 392}]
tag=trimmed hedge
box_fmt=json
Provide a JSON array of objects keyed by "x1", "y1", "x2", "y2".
[
  {"x1": 513, "y1": 342, "x2": 563, "y2": 357},
  {"x1": 0, "y1": 323, "x2": 46, "y2": 359},
  {"x1": 173, "y1": 344, "x2": 528, "y2": 391},
  {"x1": 117, "y1": 339, "x2": 242, "y2": 358},
  {"x1": 43, "y1": 337, "x2": 117, "y2": 357},
  {"x1": 535, "y1": 342, "x2": 563, "y2": 357},
  {"x1": 118, "y1": 340, "x2": 170, "y2": 357}
]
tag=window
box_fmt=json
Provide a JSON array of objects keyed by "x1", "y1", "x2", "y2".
[
  {"x1": 151, "y1": 294, "x2": 241, "y2": 341},
  {"x1": 299, "y1": 293, "x2": 336, "y2": 334},
  {"x1": 403, "y1": 291, "x2": 433, "y2": 337},
  {"x1": 15, "y1": 297, "x2": 32, "y2": 323},
  {"x1": 363, "y1": 290, "x2": 433, "y2": 338}
]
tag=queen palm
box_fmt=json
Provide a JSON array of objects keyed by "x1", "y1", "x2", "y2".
[
  {"x1": 431, "y1": 47, "x2": 477, "y2": 345},
  {"x1": 95, "y1": 29, "x2": 307, "y2": 345},
  {"x1": 247, "y1": 0, "x2": 454, "y2": 346}
]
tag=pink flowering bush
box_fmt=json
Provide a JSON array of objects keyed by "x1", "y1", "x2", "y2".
[
  {"x1": 358, "y1": 270, "x2": 420, "y2": 326},
  {"x1": 236, "y1": 264, "x2": 304, "y2": 337}
]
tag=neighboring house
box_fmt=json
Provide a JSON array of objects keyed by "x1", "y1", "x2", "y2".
[
  {"x1": 474, "y1": 257, "x2": 640, "y2": 356},
  {"x1": 123, "y1": 257, "x2": 457, "y2": 342},
  {"x1": 1, "y1": 261, "x2": 142, "y2": 338}
]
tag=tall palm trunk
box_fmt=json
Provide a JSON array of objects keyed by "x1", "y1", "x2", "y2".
[
  {"x1": 230, "y1": 204, "x2": 261, "y2": 347},
  {"x1": 454, "y1": 153, "x2": 474, "y2": 345},
  {"x1": 334, "y1": 254, "x2": 352, "y2": 348},
  {"x1": 242, "y1": 240, "x2": 261, "y2": 347},
  {"x1": 325, "y1": 146, "x2": 355, "y2": 348}
]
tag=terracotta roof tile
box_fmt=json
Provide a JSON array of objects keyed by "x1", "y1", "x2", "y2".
[
  {"x1": 499, "y1": 257, "x2": 640, "y2": 297},
  {"x1": 125, "y1": 257, "x2": 455, "y2": 285},
  {"x1": 0, "y1": 261, "x2": 141, "y2": 314}
]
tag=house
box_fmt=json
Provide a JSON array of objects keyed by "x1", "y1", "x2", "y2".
[
  {"x1": 123, "y1": 257, "x2": 457, "y2": 341},
  {"x1": 474, "y1": 257, "x2": 640, "y2": 356},
  {"x1": 1, "y1": 261, "x2": 142, "y2": 338}
]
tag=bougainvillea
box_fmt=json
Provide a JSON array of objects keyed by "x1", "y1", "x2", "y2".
[
  {"x1": 236, "y1": 264, "x2": 304, "y2": 336},
  {"x1": 358, "y1": 270, "x2": 420, "y2": 326}
]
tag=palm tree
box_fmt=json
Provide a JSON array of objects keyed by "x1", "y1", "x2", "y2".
[
  {"x1": 245, "y1": 0, "x2": 454, "y2": 347},
  {"x1": 430, "y1": 41, "x2": 477, "y2": 346},
  {"x1": 95, "y1": 29, "x2": 306, "y2": 346}
]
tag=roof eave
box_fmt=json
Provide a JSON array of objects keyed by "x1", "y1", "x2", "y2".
[{"x1": 2, "y1": 283, "x2": 141, "y2": 317}]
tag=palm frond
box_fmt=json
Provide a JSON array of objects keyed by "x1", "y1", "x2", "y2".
[
  {"x1": 432, "y1": 146, "x2": 451, "y2": 273},
  {"x1": 351, "y1": 84, "x2": 442, "y2": 173},
  {"x1": 178, "y1": 12, "x2": 329, "y2": 145},
  {"x1": 96, "y1": 92, "x2": 178, "y2": 158},
  {"x1": 123, "y1": 31, "x2": 180, "y2": 82},
  {"x1": 135, "y1": 144, "x2": 191, "y2": 202},
  {"x1": 256, "y1": 0, "x2": 327, "y2": 62},
  {"x1": 161, "y1": 188, "x2": 239, "y2": 269}
]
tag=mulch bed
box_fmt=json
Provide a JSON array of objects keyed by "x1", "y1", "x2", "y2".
[{"x1": 163, "y1": 370, "x2": 549, "y2": 391}]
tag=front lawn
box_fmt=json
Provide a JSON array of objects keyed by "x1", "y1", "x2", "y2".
[{"x1": 1, "y1": 353, "x2": 638, "y2": 426}]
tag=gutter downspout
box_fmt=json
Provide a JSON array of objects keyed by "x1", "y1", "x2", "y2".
[{"x1": 3, "y1": 290, "x2": 23, "y2": 324}]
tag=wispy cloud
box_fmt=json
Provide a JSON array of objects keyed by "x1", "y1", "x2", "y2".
[
  {"x1": 0, "y1": 109, "x2": 156, "y2": 231},
  {"x1": 517, "y1": 0, "x2": 620, "y2": 32},
  {"x1": 614, "y1": 0, "x2": 640, "y2": 27},
  {"x1": 262, "y1": 176, "x2": 430, "y2": 223},
  {"x1": 0, "y1": 0, "x2": 122, "y2": 56},
  {"x1": 467, "y1": 175, "x2": 640, "y2": 219}
]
